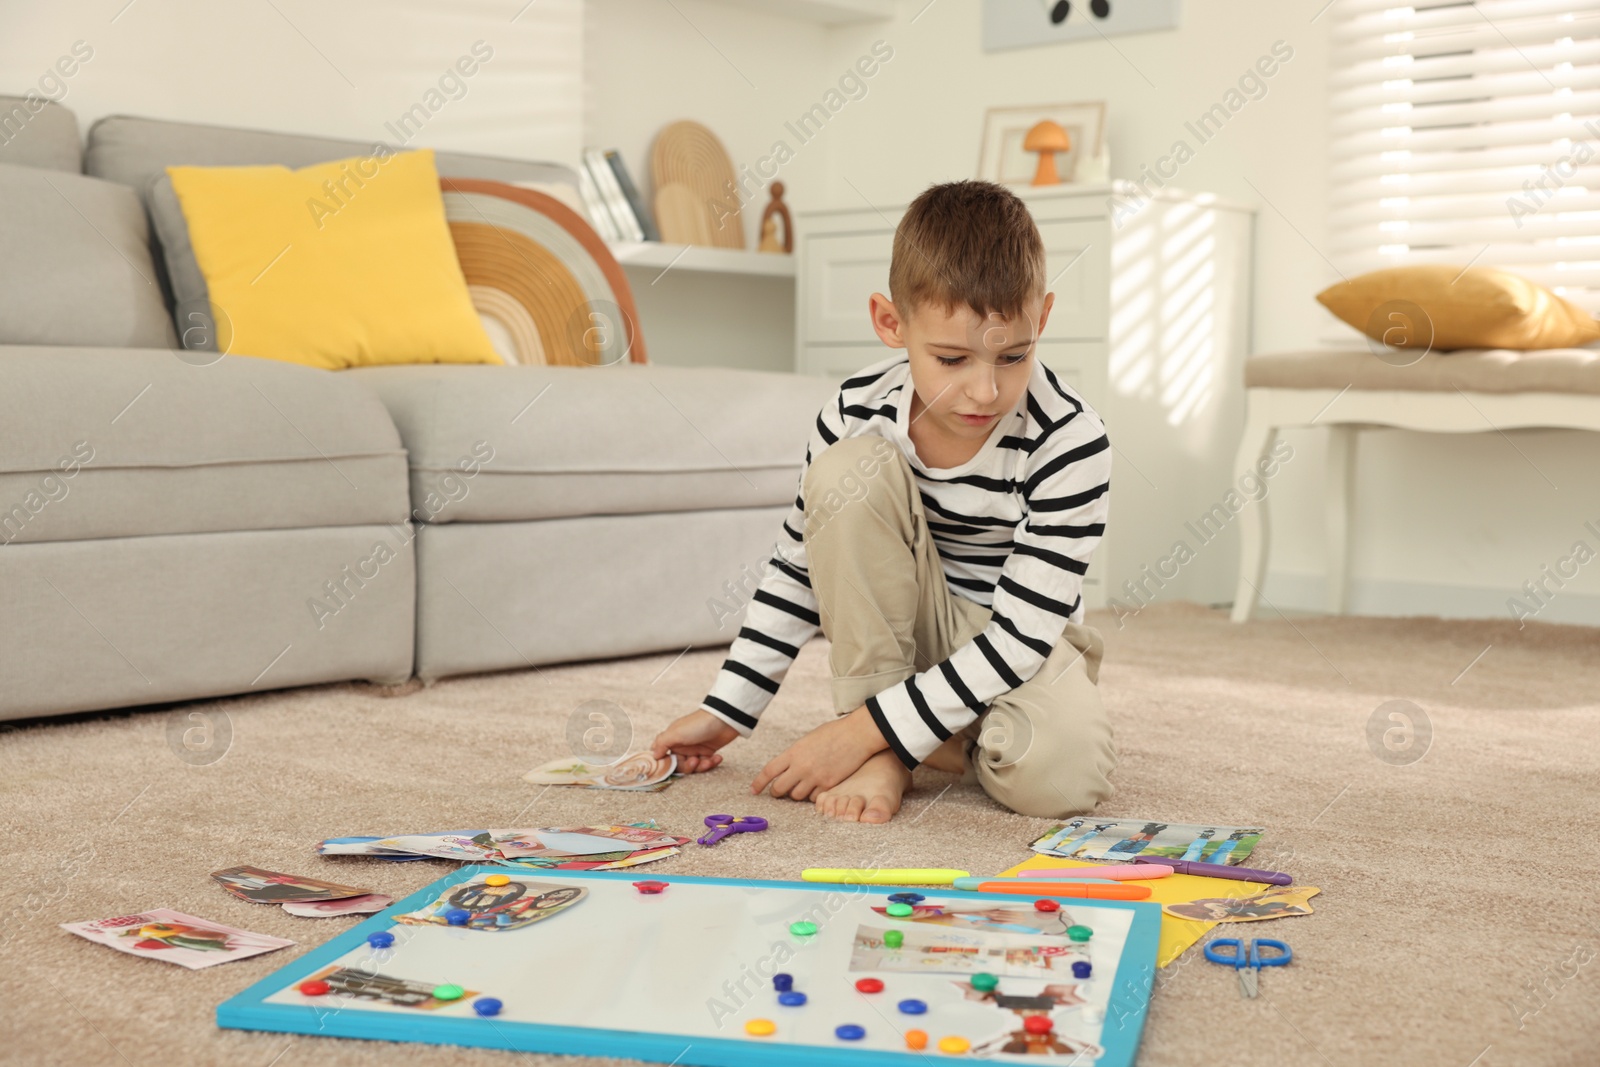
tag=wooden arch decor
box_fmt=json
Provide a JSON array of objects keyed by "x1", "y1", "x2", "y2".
[
  {"x1": 650, "y1": 120, "x2": 744, "y2": 250},
  {"x1": 439, "y1": 178, "x2": 648, "y2": 366}
]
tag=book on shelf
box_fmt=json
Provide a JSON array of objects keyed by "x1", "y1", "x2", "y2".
[
  {"x1": 574, "y1": 162, "x2": 619, "y2": 241},
  {"x1": 604, "y1": 149, "x2": 660, "y2": 243},
  {"x1": 583, "y1": 148, "x2": 644, "y2": 243}
]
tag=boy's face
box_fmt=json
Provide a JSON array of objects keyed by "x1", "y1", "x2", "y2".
[{"x1": 869, "y1": 292, "x2": 1054, "y2": 447}]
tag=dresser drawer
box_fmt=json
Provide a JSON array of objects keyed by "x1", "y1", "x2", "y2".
[
  {"x1": 800, "y1": 231, "x2": 894, "y2": 344},
  {"x1": 1038, "y1": 218, "x2": 1111, "y2": 340},
  {"x1": 800, "y1": 218, "x2": 1109, "y2": 347}
]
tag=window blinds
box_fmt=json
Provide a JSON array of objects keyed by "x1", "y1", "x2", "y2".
[{"x1": 1329, "y1": 0, "x2": 1600, "y2": 314}]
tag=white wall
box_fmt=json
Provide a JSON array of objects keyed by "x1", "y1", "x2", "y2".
[
  {"x1": 585, "y1": 0, "x2": 1600, "y2": 625},
  {"x1": 2, "y1": 0, "x2": 582, "y2": 163}
]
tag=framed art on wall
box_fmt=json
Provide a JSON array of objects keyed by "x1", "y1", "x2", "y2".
[
  {"x1": 977, "y1": 101, "x2": 1106, "y2": 186},
  {"x1": 983, "y1": 0, "x2": 1181, "y2": 52}
]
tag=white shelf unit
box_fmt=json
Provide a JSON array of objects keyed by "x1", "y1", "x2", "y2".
[
  {"x1": 607, "y1": 241, "x2": 796, "y2": 279},
  {"x1": 795, "y1": 181, "x2": 1257, "y2": 611}
]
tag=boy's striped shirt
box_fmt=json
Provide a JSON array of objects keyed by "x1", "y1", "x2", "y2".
[{"x1": 700, "y1": 353, "x2": 1111, "y2": 768}]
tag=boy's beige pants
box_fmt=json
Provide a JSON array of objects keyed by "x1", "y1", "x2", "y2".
[{"x1": 802, "y1": 438, "x2": 1116, "y2": 818}]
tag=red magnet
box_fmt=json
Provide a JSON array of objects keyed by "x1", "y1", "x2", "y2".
[
  {"x1": 299, "y1": 979, "x2": 331, "y2": 996},
  {"x1": 633, "y1": 881, "x2": 669, "y2": 895},
  {"x1": 1024, "y1": 1015, "x2": 1053, "y2": 1035},
  {"x1": 854, "y1": 978, "x2": 884, "y2": 994},
  {"x1": 1033, "y1": 899, "x2": 1060, "y2": 913}
]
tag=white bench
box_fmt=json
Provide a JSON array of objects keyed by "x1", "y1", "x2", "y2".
[{"x1": 1230, "y1": 346, "x2": 1600, "y2": 622}]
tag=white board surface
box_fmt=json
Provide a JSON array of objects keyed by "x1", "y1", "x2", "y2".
[{"x1": 223, "y1": 869, "x2": 1161, "y2": 1065}]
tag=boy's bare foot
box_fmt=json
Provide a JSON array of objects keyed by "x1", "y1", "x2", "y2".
[
  {"x1": 814, "y1": 750, "x2": 912, "y2": 824},
  {"x1": 751, "y1": 706, "x2": 887, "y2": 801}
]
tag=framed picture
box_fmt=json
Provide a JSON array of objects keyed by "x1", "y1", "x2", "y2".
[
  {"x1": 983, "y1": 0, "x2": 1181, "y2": 53},
  {"x1": 977, "y1": 101, "x2": 1107, "y2": 186}
]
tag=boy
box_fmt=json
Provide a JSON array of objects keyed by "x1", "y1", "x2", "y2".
[{"x1": 650, "y1": 180, "x2": 1115, "y2": 824}]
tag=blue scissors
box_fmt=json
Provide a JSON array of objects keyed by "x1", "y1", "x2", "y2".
[{"x1": 1204, "y1": 938, "x2": 1292, "y2": 998}]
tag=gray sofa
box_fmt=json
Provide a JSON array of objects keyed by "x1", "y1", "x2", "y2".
[{"x1": 0, "y1": 98, "x2": 832, "y2": 720}]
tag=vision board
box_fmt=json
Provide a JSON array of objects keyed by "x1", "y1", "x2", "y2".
[{"x1": 218, "y1": 868, "x2": 1162, "y2": 1066}]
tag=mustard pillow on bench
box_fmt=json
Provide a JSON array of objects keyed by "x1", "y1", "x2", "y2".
[
  {"x1": 166, "y1": 148, "x2": 500, "y2": 369},
  {"x1": 1316, "y1": 265, "x2": 1600, "y2": 351}
]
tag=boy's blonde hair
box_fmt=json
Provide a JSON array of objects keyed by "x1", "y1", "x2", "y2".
[{"x1": 888, "y1": 180, "x2": 1046, "y2": 323}]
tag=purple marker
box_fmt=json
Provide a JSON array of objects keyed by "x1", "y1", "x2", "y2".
[{"x1": 1135, "y1": 856, "x2": 1293, "y2": 886}]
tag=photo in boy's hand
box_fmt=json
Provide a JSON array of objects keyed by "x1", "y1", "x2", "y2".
[{"x1": 522, "y1": 752, "x2": 677, "y2": 790}]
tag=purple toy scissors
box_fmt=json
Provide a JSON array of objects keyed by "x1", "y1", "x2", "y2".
[{"x1": 696, "y1": 814, "x2": 769, "y2": 846}]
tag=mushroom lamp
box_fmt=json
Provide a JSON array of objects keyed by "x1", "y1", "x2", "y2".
[{"x1": 1023, "y1": 120, "x2": 1072, "y2": 186}]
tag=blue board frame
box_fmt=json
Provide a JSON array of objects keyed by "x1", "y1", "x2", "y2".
[{"x1": 218, "y1": 868, "x2": 1162, "y2": 1066}]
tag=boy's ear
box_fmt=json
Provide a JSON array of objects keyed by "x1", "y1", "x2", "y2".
[
  {"x1": 868, "y1": 293, "x2": 907, "y2": 349},
  {"x1": 1035, "y1": 292, "x2": 1056, "y2": 338}
]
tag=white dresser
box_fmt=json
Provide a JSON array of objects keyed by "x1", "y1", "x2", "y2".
[{"x1": 795, "y1": 182, "x2": 1257, "y2": 612}]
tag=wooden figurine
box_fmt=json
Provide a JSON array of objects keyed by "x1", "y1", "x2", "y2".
[{"x1": 758, "y1": 181, "x2": 793, "y2": 254}]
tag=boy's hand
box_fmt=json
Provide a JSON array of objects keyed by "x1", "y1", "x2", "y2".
[
  {"x1": 650, "y1": 710, "x2": 740, "y2": 774},
  {"x1": 751, "y1": 706, "x2": 888, "y2": 801}
]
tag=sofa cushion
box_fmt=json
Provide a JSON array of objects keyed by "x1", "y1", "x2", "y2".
[
  {"x1": 0, "y1": 96, "x2": 81, "y2": 172},
  {"x1": 85, "y1": 114, "x2": 579, "y2": 193},
  {"x1": 0, "y1": 164, "x2": 178, "y2": 349},
  {"x1": 1245, "y1": 347, "x2": 1600, "y2": 395},
  {"x1": 347, "y1": 363, "x2": 838, "y2": 522},
  {"x1": 0, "y1": 348, "x2": 410, "y2": 545},
  {"x1": 165, "y1": 149, "x2": 501, "y2": 370}
]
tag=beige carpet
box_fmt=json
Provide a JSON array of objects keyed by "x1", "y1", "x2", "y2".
[{"x1": 2, "y1": 602, "x2": 1597, "y2": 1067}]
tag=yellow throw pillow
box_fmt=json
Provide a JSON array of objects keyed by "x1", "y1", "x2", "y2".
[
  {"x1": 167, "y1": 149, "x2": 501, "y2": 369},
  {"x1": 1316, "y1": 266, "x2": 1600, "y2": 351}
]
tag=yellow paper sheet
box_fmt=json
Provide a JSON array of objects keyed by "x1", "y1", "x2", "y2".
[{"x1": 998, "y1": 854, "x2": 1273, "y2": 967}]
